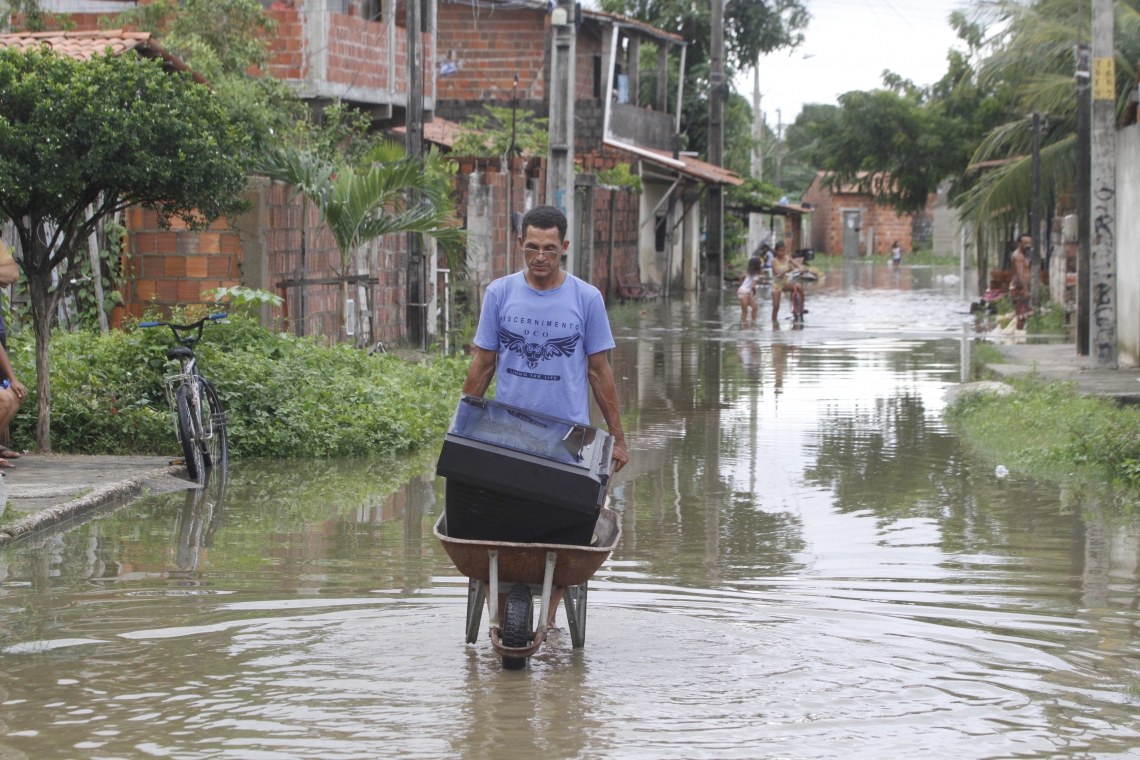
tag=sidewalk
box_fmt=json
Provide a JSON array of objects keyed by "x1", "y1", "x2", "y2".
[
  {"x1": 0, "y1": 454, "x2": 191, "y2": 545},
  {"x1": 985, "y1": 342, "x2": 1140, "y2": 403}
]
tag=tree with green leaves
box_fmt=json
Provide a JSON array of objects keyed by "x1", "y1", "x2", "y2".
[
  {"x1": 452, "y1": 104, "x2": 549, "y2": 158},
  {"x1": 107, "y1": 0, "x2": 302, "y2": 154},
  {"x1": 0, "y1": 48, "x2": 251, "y2": 452},
  {"x1": 258, "y1": 142, "x2": 462, "y2": 342},
  {"x1": 953, "y1": 0, "x2": 1140, "y2": 239},
  {"x1": 797, "y1": 47, "x2": 1007, "y2": 214}
]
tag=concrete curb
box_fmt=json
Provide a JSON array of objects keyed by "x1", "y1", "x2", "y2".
[{"x1": 0, "y1": 464, "x2": 187, "y2": 546}]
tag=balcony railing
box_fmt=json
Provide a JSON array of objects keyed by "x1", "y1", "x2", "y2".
[{"x1": 608, "y1": 102, "x2": 676, "y2": 152}]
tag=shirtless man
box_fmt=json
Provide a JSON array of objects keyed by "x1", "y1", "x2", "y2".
[{"x1": 1010, "y1": 234, "x2": 1033, "y2": 330}]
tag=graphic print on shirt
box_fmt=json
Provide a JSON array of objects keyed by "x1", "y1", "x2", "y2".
[{"x1": 498, "y1": 326, "x2": 581, "y2": 378}]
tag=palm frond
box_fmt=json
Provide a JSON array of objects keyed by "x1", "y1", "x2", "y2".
[
  {"x1": 957, "y1": 134, "x2": 1076, "y2": 232},
  {"x1": 255, "y1": 144, "x2": 334, "y2": 199}
]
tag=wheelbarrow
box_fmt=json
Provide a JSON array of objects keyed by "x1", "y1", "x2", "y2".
[{"x1": 434, "y1": 506, "x2": 622, "y2": 669}]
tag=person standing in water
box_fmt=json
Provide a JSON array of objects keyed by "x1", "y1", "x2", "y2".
[
  {"x1": 890, "y1": 241, "x2": 903, "y2": 266},
  {"x1": 771, "y1": 242, "x2": 805, "y2": 322},
  {"x1": 737, "y1": 257, "x2": 763, "y2": 327},
  {"x1": 1010, "y1": 234, "x2": 1034, "y2": 330}
]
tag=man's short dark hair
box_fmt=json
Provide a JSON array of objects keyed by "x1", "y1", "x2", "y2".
[
  {"x1": 520, "y1": 205, "x2": 568, "y2": 242},
  {"x1": 1020, "y1": 233, "x2": 1033, "y2": 241}
]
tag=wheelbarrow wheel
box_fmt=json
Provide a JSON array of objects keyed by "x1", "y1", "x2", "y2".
[{"x1": 501, "y1": 583, "x2": 533, "y2": 670}]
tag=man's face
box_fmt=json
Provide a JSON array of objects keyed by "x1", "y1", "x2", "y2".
[
  {"x1": 519, "y1": 225, "x2": 567, "y2": 283},
  {"x1": 1019, "y1": 236, "x2": 1032, "y2": 252}
]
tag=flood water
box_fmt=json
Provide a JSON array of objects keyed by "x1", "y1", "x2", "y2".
[{"x1": 2, "y1": 264, "x2": 1139, "y2": 759}]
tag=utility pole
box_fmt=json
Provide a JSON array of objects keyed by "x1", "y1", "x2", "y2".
[
  {"x1": 506, "y1": 73, "x2": 518, "y2": 274},
  {"x1": 751, "y1": 63, "x2": 762, "y2": 182},
  {"x1": 748, "y1": 61, "x2": 762, "y2": 258},
  {"x1": 546, "y1": 0, "x2": 576, "y2": 272},
  {"x1": 1030, "y1": 112, "x2": 1043, "y2": 311},
  {"x1": 774, "y1": 108, "x2": 783, "y2": 189},
  {"x1": 405, "y1": 0, "x2": 426, "y2": 349},
  {"x1": 705, "y1": 0, "x2": 725, "y2": 288},
  {"x1": 1076, "y1": 39, "x2": 1091, "y2": 356},
  {"x1": 1090, "y1": 0, "x2": 1116, "y2": 367}
]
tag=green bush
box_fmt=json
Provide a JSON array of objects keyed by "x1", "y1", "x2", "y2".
[{"x1": 7, "y1": 317, "x2": 469, "y2": 458}]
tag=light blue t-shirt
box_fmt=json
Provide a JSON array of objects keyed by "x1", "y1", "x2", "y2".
[{"x1": 474, "y1": 271, "x2": 615, "y2": 424}]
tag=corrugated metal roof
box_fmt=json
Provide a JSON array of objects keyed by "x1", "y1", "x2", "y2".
[
  {"x1": 0, "y1": 29, "x2": 206, "y2": 83},
  {"x1": 604, "y1": 139, "x2": 743, "y2": 186}
]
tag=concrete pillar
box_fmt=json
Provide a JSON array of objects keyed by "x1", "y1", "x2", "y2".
[{"x1": 628, "y1": 36, "x2": 640, "y2": 107}]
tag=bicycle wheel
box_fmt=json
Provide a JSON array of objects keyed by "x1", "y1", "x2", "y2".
[
  {"x1": 197, "y1": 378, "x2": 228, "y2": 473},
  {"x1": 176, "y1": 385, "x2": 204, "y2": 481}
]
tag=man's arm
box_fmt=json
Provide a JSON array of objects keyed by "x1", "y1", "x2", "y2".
[
  {"x1": 587, "y1": 350, "x2": 628, "y2": 472},
  {"x1": 0, "y1": 242, "x2": 18, "y2": 287},
  {"x1": 0, "y1": 259, "x2": 18, "y2": 288},
  {"x1": 461, "y1": 347, "x2": 497, "y2": 397},
  {"x1": 0, "y1": 347, "x2": 26, "y2": 402}
]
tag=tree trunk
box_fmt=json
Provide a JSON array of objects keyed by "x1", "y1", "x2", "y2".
[
  {"x1": 27, "y1": 267, "x2": 55, "y2": 453},
  {"x1": 341, "y1": 278, "x2": 349, "y2": 343}
]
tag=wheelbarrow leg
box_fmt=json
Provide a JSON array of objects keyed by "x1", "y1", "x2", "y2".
[
  {"x1": 535, "y1": 551, "x2": 557, "y2": 640},
  {"x1": 562, "y1": 581, "x2": 588, "y2": 648},
  {"x1": 465, "y1": 578, "x2": 485, "y2": 644},
  {"x1": 487, "y1": 549, "x2": 499, "y2": 629}
]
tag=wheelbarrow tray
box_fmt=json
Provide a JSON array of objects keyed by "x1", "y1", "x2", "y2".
[{"x1": 433, "y1": 507, "x2": 621, "y2": 588}]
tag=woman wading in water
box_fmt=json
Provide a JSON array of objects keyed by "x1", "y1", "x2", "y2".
[
  {"x1": 771, "y1": 242, "x2": 806, "y2": 322},
  {"x1": 737, "y1": 257, "x2": 763, "y2": 327}
]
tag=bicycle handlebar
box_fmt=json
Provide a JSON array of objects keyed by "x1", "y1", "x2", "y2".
[
  {"x1": 140, "y1": 313, "x2": 228, "y2": 329},
  {"x1": 139, "y1": 313, "x2": 228, "y2": 347}
]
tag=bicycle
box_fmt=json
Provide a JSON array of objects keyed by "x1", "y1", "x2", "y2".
[{"x1": 140, "y1": 313, "x2": 230, "y2": 481}]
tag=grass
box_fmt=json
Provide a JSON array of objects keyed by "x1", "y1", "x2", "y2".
[
  {"x1": 1125, "y1": 682, "x2": 1140, "y2": 703},
  {"x1": 945, "y1": 377, "x2": 1140, "y2": 494},
  {"x1": 971, "y1": 340, "x2": 1005, "y2": 376},
  {"x1": 1026, "y1": 306, "x2": 1065, "y2": 334}
]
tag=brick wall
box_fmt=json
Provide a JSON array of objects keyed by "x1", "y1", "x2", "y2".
[
  {"x1": 326, "y1": 14, "x2": 393, "y2": 94},
  {"x1": 265, "y1": 9, "x2": 307, "y2": 81},
  {"x1": 576, "y1": 99, "x2": 605, "y2": 153},
  {"x1": 575, "y1": 23, "x2": 603, "y2": 102},
  {"x1": 120, "y1": 183, "x2": 410, "y2": 345},
  {"x1": 259, "y1": 182, "x2": 409, "y2": 343},
  {"x1": 436, "y1": 3, "x2": 546, "y2": 103},
  {"x1": 592, "y1": 186, "x2": 640, "y2": 299},
  {"x1": 122, "y1": 210, "x2": 243, "y2": 321},
  {"x1": 803, "y1": 176, "x2": 921, "y2": 256}
]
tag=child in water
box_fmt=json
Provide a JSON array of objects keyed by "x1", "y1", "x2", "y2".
[{"x1": 737, "y1": 257, "x2": 763, "y2": 327}]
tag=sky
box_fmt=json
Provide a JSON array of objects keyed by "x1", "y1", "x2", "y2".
[{"x1": 748, "y1": 0, "x2": 970, "y2": 128}]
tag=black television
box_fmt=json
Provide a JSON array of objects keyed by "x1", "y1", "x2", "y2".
[{"x1": 436, "y1": 395, "x2": 614, "y2": 546}]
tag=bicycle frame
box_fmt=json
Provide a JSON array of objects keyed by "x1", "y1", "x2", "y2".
[{"x1": 141, "y1": 314, "x2": 227, "y2": 447}]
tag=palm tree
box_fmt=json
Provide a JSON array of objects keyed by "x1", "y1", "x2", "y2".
[
  {"x1": 256, "y1": 146, "x2": 331, "y2": 336},
  {"x1": 955, "y1": 0, "x2": 1140, "y2": 247},
  {"x1": 258, "y1": 141, "x2": 462, "y2": 341}
]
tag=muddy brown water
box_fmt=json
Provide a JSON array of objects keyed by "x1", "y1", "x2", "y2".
[{"x1": 0, "y1": 265, "x2": 1138, "y2": 759}]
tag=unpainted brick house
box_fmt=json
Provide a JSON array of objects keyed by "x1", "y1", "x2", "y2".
[
  {"x1": 802, "y1": 172, "x2": 934, "y2": 257},
  {"x1": 433, "y1": 0, "x2": 742, "y2": 294}
]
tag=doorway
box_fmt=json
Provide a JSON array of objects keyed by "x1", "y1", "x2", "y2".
[{"x1": 842, "y1": 210, "x2": 861, "y2": 259}]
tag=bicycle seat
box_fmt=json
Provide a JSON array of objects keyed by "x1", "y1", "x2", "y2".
[{"x1": 166, "y1": 346, "x2": 195, "y2": 361}]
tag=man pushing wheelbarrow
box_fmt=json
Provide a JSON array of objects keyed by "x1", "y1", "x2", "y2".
[{"x1": 435, "y1": 205, "x2": 628, "y2": 669}]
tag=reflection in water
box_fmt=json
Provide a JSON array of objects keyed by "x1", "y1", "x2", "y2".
[{"x1": 0, "y1": 268, "x2": 1138, "y2": 758}]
